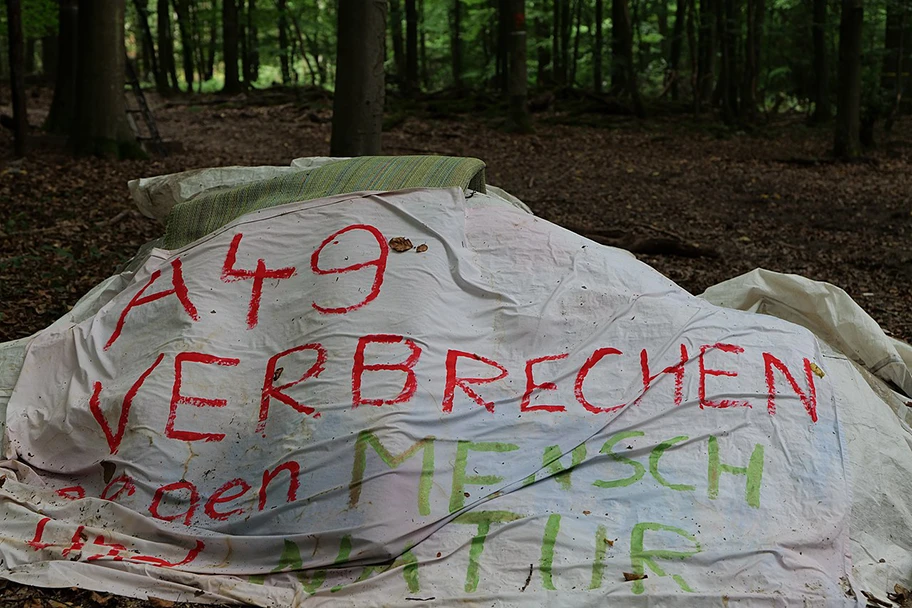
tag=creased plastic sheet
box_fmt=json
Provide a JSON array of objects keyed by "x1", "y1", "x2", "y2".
[
  {"x1": 700, "y1": 269, "x2": 912, "y2": 601},
  {"x1": 1, "y1": 188, "x2": 856, "y2": 606},
  {"x1": 702, "y1": 269, "x2": 912, "y2": 401}
]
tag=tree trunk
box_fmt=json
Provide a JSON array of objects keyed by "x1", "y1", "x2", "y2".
[
  {"x1": 71, "y1": 0, "x2": 138, "y2": 157},
  {"x1": 157, "y1": 0, "x2": 179, "y2": 93},
  {"x1": 611, "y1": 0, "x2": 628, "y2": 91},
  {"x1": 552, "y1": 0, "x2": 563, "y2": 84},
  {"x1": 6, "y1": 0, "x2": 27, "y2": 157},
  {"x1": 507, "y1": 0, "x2": 530, "y2": 131},
  {"x1": 405, "y1": 0, "x2": 419, "y2": 95},
  {"x1": 390, "y1": 0, "x2": 405, "y2": 84},
  {"x1": 330, "y1": 0, "x2": 386, "y2": 156},
  {"x1": 206, "y1": 3, "x2": 217, "y2": 80},
  {"x1": 496, "y1": 0, "x2": 509, "y2": 91},
  {"x1": 561, "y1": 0, "x2": 571, "y2": 83},
  {"x1": 536, "y1": 2, "x2": 551, "y2": 86},
  {"x1": 695, "y1": 0, "x2": 715, "y2": 112},
  {"x1": 594, "y1": 0, "x2": 604, "y2": 93},
  {"x1": 834, "y1": 0, "x2": 863, "y2": 158},
  {"x1": 132, "y1": 0, "x2": 159, "y2": 83},
  {"x1": 669, "y1": 0, "x2": 686, "y2": 100},
  {"x1": 189, "y1": 2, "x2": 206, "y2": 90},
  {"x1": 247, "y1": 0, "x2": 259, "y2": 83},
  {"x1": 239, "y1": 0, "x2": 249, "y2": 85},
  {"x1": 880, "y1": 0, "x2": 907, "y2": 126},
  {"x1": 717, "y1": 0, "x2": 736, "y2": 123},
  {"x1": 622, "y1": 0, "x2": 646, "y2": 117},
  {"x1": 740, "y1": 0, "x2": 762, "y2": 121},
  {"x1": 223, "y1": 0, "x2": 242, "y2": 92},
  {"x1": 24, "y1": 37, "x2": 36, "y2": 74},
  {"x1": 686, "y1": 0, "x2": 698, "y2": 100},
  {"x1": 611, "y1": 0, "x2": 645, "y2": 115},
  {"x1": 41, "y1": 33, "x2": 58, "y2": 81},
  {"x1": 451, "y1": 0, "x2": 463, "y2": 90},
  {"x1": 810, "y1": 0, "x2": 830, "y2": 123},
  {"x1": 658, "y1": 0, "x2": 670, "y2": 59},
  {"x1": 419, "y1": 0, "x2": 428, "y2": 87},
  {"x1": 570, "y1": 0, "x2": 583, "y2": 86},
  {"x1": 278, "y1": 0, "x2": 290, "y2": 84},
  {"x1": 632, "y1": 0, "x2": 645, "y2": 73},
  {"x1": 173, "y1": 0, "x2": 195, "y2": 92},
  {"x1": 45, "y1": 0, "x2": 78, "y2": 134}
]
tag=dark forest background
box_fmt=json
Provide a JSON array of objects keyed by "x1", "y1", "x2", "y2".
[{"x1": 0, "y1": 0, "x2": 909, "y2": 158}]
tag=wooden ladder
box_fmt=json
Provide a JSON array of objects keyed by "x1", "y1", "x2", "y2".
[{"x1": 124, "y1": 55, "x2": 167, "y2": 156}]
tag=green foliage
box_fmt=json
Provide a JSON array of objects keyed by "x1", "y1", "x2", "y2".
[
  {"x1": 6, "y1": 0, "x2": 898, "y2": 134},
  {"x1": 0, "y1": 0, "x2": 57, "y2": 39}
]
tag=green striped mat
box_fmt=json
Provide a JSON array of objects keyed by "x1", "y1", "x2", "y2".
[{"x1": 162, "y1": 156, "x2": 486, "y2": 249}]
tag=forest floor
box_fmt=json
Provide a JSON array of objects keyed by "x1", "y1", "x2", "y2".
[{"x1": 0, "y1": 87, "x2": 911, "y2": 606}]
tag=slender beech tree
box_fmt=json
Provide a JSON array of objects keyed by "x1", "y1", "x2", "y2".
[
  {"x1": 405, "y1": 0, "x2": 419, "y2": 95},
  {"x1": 669, "y1": 0, "x2": 687, "y2": 99},
  {"x1": 560, "y1": 0, "x2": 571, "y2": 82},
  {"x1": 330, "y1": 0, "x2": 386, "y2": 155},
  {"x1": 716, "y1": 0, "x2": 737, "y2": 124},
  {"x1": 223, "y1": 0, "x2": 242, "y2": 93},
  {"x1": 569, "y1": 0, "x2": 583, "y2": 85},
  {"x1": 507, "y1": 0, "x2": 530, "y2": 131},
  {"x1": 552, "y1": 0, "x2": 563, "y2": 84},
  {"x1": 390, "y1": 0, "x2": 405, "y2": 84},
  {"x1": 157, "y1": 0, "x2": 179, "y2": 92},
  {"x1": 811, "y1": 0, "x2": 831, "y2": 123},
  {"x1": 206, "y1": 3, "x2": 217, "y2": 80},
  {"x1": 741, "y1": 0, "x2": 764, "y2": 122},
  {"x1": 834, "y1": 0, "x2": 864, "y2": 158},
  {"x1": 173, "y1": 0, "x2": 195, "y2": 92},
  {"x1": 536, "y1": 0, "x2": 551, "y2": 86},
  {"x1": 45, "y1": 0, "x2": 78, "y2": 134},
  {"x1": 451, "y1": 0, "x2": 463, "y2": 90},
  {"x1": 594, "y1": 0, "x2": 604, "y2": 93},
  {"x1": 611, "y1": 0, "x2": 628, "y2": 91},
  {"x1": 132, "y1": 0, "x2": 160, "y2": 89},
  {"x1": 248, "y1": 0, "x2": 260, "y2": 83},
  {"x1": 6, "y1": 0, "x2": 27, "y2": 157},
  {"x1": 497, "y1": 0, "x2": 509, "y2": 91},
  {"x1": 41, "y1": 31, "x2": 58, "y2": 82},
  {"x1": 696, "y1": 0, "x2": 715, "y2": 112},
  {"x1": 881, "y1": 0, "x2": 907, "y2": 128},
  {"x1": 278, "y1": 0, "x2": 291, "y2": 84}
]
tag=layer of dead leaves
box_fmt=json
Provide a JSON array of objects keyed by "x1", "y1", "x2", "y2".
[{"x1": 0, "y1": 87, "x2": 911, "y2": 606}]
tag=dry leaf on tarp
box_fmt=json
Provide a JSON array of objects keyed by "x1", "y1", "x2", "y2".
[{"x1": 389, "y1": 237, "x2": 413, "y2": 252}]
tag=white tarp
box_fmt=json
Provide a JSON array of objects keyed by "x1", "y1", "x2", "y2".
[
  {"x1": 0, "y1": 187, "x2": 863, "y2": 606},
  {"x1": 701, "y1": 270, "x2": 912, "y2": 600}
]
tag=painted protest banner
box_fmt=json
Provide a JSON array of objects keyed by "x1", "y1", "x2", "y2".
[{"x1": 1, "y1": 189, "x2": 852, "y2": 606}]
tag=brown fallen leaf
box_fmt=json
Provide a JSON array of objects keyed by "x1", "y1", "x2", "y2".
[
  {"x1": 887, "y1": 583, "x2": 912, "y2": 606},
  {"x1": 416, "y1": 243, "x2": 428, "y2": 253},
  {"x1": 623, "y1": 572, "x2": 647, "y2": 581},
  {"x1": 389, "y1": 237, "x2": 413, "y2": 252},
  {"x1": 89, "y1": 591, "x2": 112, "y2": 605},
  {"x1": 861, "y1": 590, "x2": 892, "y2": 607},
  {"x1": 148, "y1": 598, "x2": 176, "y2": 608}
]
